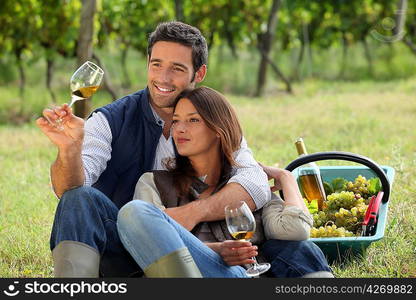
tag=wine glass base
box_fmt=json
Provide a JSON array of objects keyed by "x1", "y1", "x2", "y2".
[{"x1": 246, "y1": 263, "x2": 271, "y2": 277}]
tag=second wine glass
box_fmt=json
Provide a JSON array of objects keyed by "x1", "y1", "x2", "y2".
[{"x1": 224, "y1": 201, "x2": 271, "y2": 277}]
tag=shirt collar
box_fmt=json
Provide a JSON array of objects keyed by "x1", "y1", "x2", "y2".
[
  {"x1": 149, "y1": 104, "x2": 165, "y2": 127},
  {"x1": 143, "y1": 87, "x2": 164, "y2": 127}
]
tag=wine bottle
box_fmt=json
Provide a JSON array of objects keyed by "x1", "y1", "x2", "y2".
[{"x1": 295, "y1": 138, "x2": 326, "y2": 210}]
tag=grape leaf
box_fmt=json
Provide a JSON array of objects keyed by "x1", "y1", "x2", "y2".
[
  {"x1": 323, "y1": 182, "x2": 333, "y2": 196},
  {"x1": 331, "y1": 178, "x2": 348, "y2": 192},
  {"x1": 304, "y1": 198, "x2": 319, "y2": 214},
  {"x1": 368, "y1": 177, "x2": 382, "y2": 195},
  {"x1": 324, "y1": 177, "x2": 348, "y2": 195}
]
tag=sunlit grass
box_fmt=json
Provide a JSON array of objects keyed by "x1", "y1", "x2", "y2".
[
  {"x1": 0, "y1": 125, "x2": 57, "y2": 277},
  {"x1": 1, "y1": 76, "x2": 415, "y2": 277},
  {"x1": 232, "y1": 78, "x2": 416, "y2": 278},
  {"x1": 1, "y1": 41, "x2": 415, "y2": 277}
]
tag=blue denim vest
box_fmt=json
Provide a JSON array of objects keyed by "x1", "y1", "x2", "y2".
[{"x1": 92, "y1": 88, "x2": 163, "y2": 209}]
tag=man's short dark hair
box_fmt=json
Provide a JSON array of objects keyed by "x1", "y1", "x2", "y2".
[{"x1": 148, "y1": 21, "x2": 208, "y2": 74}]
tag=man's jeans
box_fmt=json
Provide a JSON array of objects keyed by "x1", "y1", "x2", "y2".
[
  {"x1": 50, "y1": 186, "x2": 332, "y2": 277},
  {"x1": 261, "y1": 240, "x2": 332, "y2": 277},
  {"x1": 50, "y1": 186, "x2": 143, "y2": 277}
]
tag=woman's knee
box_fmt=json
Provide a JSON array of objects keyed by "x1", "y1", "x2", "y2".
[{"x1": 117, "y1": 200, "x2": 160, "y2": 234}]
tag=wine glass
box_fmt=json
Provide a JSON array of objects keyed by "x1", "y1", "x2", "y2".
[
  {"x1": 224, "y1": 201, "x2": 271, "y2": 277},
  {"x1": 54, "y1": 61, "x2": 104, "y2": 129}
]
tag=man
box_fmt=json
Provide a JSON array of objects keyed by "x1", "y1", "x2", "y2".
[{"x1": 37, "y1": 21, "x2": 332, "y2": 278}]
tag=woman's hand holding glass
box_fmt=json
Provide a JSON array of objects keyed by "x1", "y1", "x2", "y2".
[
  {"x1": 214, "y1": 240, "x2": 258, "y2": 266},
  {"x1": 225, "y1": 201, "x2": 271, "y2": 277}
]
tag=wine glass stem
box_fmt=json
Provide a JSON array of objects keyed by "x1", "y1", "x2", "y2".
[
  {"x1": 251, "y1": 256, "x2": 260, "y2": 268},
  {"x1": 68, "y1": 98, "x2": 76, "y2": 108},
  {"x1": 55, "y1": 98, "x2": 75, "y2": 128}
]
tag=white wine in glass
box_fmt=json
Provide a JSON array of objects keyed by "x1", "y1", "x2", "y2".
[
  {"x1": 224, "y1": 201, "x2": 271, "y2": 277},
  {"x1": 55, "y1": 61, "x2": 104, "y2": 129}
]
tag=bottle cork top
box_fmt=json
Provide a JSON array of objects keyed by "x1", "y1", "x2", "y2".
[{"x1": 295, "y1": 137, "x2": 308, "y2": 155}]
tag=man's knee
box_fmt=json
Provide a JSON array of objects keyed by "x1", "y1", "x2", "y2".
[
  {"x1": 284, "y1": 240, "x2": 327, "y2": 260},
  {"x1": 261, "y1": 239, "x2": 328, "y2": 264},
  {"x1": 59, "y1": 186, "x2": 110, "y2": 210},
  {"x1": 50, "y1": 186, "x2": 117, "y2": 252},
  {"x1": 263, "y1": 239, "x2": 316, "y2": 252},
  {"x1": 60, "y1": 186, "x2": 93, "y2": 206},
  {"x1": 261, "y1": 239, "x2": 332, "y2": 277}
]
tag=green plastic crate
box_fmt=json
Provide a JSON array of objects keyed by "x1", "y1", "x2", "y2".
[{"x1": 293, "y1": 165, "x2": 395, "y2": 263}]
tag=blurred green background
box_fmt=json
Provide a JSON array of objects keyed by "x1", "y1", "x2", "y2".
[{"x1": 0, "y1": 0, "x2": 415, "y2": 277}]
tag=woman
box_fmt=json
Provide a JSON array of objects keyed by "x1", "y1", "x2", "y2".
[{"x1": 117, "y1": 86, "x2": 331, "y2": 278}]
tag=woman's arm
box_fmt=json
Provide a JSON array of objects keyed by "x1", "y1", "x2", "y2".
[
  {"x1": 133, "y1": 172, "x2": 166, "y2": 210},
  {"x1": 259, "y1": 165, "x2": 313, "y2": 240},
  {"x1": 260, "y1": 164, "x2": 308, "y2": 213},
  {"x1": 262, "y1": 197, "x2": 313, "y2": 241}
]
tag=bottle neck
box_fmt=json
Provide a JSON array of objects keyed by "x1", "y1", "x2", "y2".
[
  {"x1": 295, "y1": 138, "x2": 320, "y2": 170},
  {"x1": 295, "y1": 139, "x2": 308, "y2": 156}
]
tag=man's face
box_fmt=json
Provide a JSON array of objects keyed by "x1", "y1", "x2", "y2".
[{"x1": 147, "y1": 41, "x2": 206, "y2": 110}]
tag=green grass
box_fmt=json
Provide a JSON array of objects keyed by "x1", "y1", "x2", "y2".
[
  {"x1": 0, "y1": 124, "x2": 57, "y2": 277},
  {"x1": 0, "y1": 77, "x2": 415, "y2": 277}
]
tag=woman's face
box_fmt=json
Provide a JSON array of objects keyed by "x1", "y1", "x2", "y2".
[{"x1": 172, "y1": 98, "x2": 220, "y2": 159}]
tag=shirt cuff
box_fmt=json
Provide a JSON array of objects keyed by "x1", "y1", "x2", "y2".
[
  {"x1": 83, "y1": 168, "x2": 92, "y2": 187},
  {"x1": 228, "y1": 176, "x2": 271, "y2": 210}
]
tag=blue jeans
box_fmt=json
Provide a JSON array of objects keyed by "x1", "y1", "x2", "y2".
[
  {"x1": 117, "y1": 200, "x2": 332, "y2": 278},
  {"x1": 117, "y1": 200, "x2": 247, "y2": 278},
  {"x1": 50, "y1": 186, "x2": 143, "y2": 277},
  {"x1": 51, "y1": 186, "x2": 331, "y2": 278},
  {"x1": 261, "y1": 240, "x2": 332, "y2": 277}
]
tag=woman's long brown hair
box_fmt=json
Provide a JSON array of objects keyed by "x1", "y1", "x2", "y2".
[{"x1": 166, "y1": 86, "x2": 243, "y2": 198}]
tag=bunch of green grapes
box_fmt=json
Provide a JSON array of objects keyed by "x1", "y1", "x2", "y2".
[
  {"x1": 309, "y1": 174, "x2": 376, "y2": 237},
  {"x1": 310, "y1": 224, "x2": 355, "y2": 238},
  {"x1": 322, "y1": 209, "x2": 336, "y2": 222},
  {"x1": 346, "y1": 175, "x2": 370, "y2": 198},
  {"x1": 313, "y1": 211, "x2": 328, "y2": 228},
  {"x1": 325, "y1": 191, "x2": 364, "y2": 211},
  {"x1": 334, "y1": 203, "x2": 368, "y2": 232}
]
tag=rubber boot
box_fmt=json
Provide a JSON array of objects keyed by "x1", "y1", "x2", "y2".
[
  {"x1": 52, "y1": 241, "x2": 100, "y2": 277},
  {"x1": 144, "y1": 247, "x2": 202, "y2": 278},
  {"x1": 301, "y1": 271, "x2": 335, "y2": 278}
]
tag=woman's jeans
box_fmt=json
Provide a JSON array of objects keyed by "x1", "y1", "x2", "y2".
[
  {"x1": 50, "y1": 186, "x2": 332, "y2": 278},
  {"x1": 117, "y1": 200, "x2": 247, "y2": 278}
]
